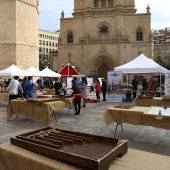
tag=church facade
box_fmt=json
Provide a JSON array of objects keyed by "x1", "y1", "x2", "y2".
[
  {"x1": 58, "y1": 0, "x2": 152, "y2": 79},
  {"x1": 0, "y1": 0, "x2": 39, "y2": 70}
]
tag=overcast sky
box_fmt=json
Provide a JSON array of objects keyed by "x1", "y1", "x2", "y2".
[{"x1": 39, "y1": 0, "x2": 170, "y2": 32}]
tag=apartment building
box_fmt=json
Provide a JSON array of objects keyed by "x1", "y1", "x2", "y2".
[
  {"x1": 39, "y1": 29, "x2": 60, "y2": 69},
  {"x1": 153, "y1": 28, "x2": 170, "y2": 69},
  {"x1": 153, "y1": 27, "x2": 170, "y2": 45}
]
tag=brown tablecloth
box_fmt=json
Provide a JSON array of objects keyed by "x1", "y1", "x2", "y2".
[
  {"x1": 133, "y1": 97, "x2": 170, "y2": 107},
  {"x1": 7, "y1": 100, "x2": 65, "y2": 124},
  {"x1": 104, "y1": 106, "x2": 170, "y2": 129},
  {"x1": 104, "y1": 106, "x2": 149, "y2": 126},
  {"x1": 0, "y1": 93, "x2": 8, "y2": 102},
  {"x1": 53, "y1": 97, "x2": 82, "y2": 110},
  {"x1": 0, "y1": 142, "x2": 170, "y2": 170},
  {"x1": 38, "y1": 96, "x2": 74, "y2": 109}
]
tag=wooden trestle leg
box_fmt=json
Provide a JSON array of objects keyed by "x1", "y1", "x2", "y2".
[{"x1": 114, "y1": 123, "x2": 123, "y2": 137}]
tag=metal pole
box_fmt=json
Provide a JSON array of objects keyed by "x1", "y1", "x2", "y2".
[{"x1": 160, "y1": 72, "x2": 161, "y2": 96}]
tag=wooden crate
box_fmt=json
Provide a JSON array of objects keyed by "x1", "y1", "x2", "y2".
[{"x1": 10, "y1": 127, "x2": 128, "y2": 170}]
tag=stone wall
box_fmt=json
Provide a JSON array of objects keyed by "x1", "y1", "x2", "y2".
[{"x1": 0, "y1": 0, "x2": 39, "y2": 70}]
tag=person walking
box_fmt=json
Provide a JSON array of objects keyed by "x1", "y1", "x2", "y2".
[
  {"x1": 71, "y1": 79, "x2": 81, "y2": 115},
  {"x1": 81, "y1": 77, "x2": 87, "y2": 107},
  {"x1": 94, "y1": 78, "x2": 101, "y2": 102},
  {"x1": 8, "y1": 76, "x2": 23, "y2": 101},
  {"x1": 101, "y1": 79, "x2": 107, "y2": 101},
  {"x1": 131, "y1": 76, "x2": 139, "y2": 100},
  {"x1": 43, "y1": 77, "x2": 51, "y2": 88},
  {"x1": 24, "y1": 76, "x2": 36, "y2": 98},
  {"x1": 54, "y1": 78, "x2": 62, "y2": 95}
]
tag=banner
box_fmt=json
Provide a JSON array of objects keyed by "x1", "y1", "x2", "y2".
[
  {"x1": 165, "y1": 73, "x2": 170, "y2": 96},
  {"x1": 107, "y1": 71, "x2": 122, "y2": 102}
]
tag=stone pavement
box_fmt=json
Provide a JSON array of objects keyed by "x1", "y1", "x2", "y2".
[{"x1": 0, "y1": 93, "x2": 170, "y2": 157}]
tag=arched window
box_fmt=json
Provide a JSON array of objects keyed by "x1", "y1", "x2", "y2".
[
  {"x1": 136, "y1": 27, "x2": 143, "y2": 41},
  {"x1": 108, "y1": 0, "x2": 113, "y2": 6},
  {"x1": 101, "y1": 0, "x2": 106, "y2": 7},
  {"x1": 94, "y1": 0, "x2": 99, "y2": 7},
  {"x1": 67, "y1": 32, "x2": 73, "y2": 43}
]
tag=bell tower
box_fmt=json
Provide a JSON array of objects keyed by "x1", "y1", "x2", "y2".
[
  {"x1": 0, "y1": 0, "x2": 39, "y2": 70},
  {"x1": 74, "y1": 0, "x2": 94, "y2": 10},
  {"x1": 73, "y1": 0, "x2": 136, "y2": 17}
]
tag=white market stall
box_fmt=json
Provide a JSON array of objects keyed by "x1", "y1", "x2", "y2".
[
  {"x1": 114, "y1": 53, "x2": 170, "y2": 97},
  {"x1": 0, "y1": 64, "x2": 30, "y2": 76},
  {"x1": 114, "y1": 54, "x2": 169, "y2": 74},
  {"x1": 25, "y1": 66, "x2": 47, "y2": 77},
  {"x1": 41, "y1": 68, "x2": 61, "y2": 77}
]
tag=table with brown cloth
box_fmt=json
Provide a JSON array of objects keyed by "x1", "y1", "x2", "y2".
[
  {"x1": 133, "y1": 97, "x2": 170, "y2": 107},
  {"x1": 0, "y1": 93, "x2": 9, "y2": 102},
  {"x1": 104, "y1": 106, "x2": 149, "y2": 126},
  {"x1": 58, "y1": 97, "x2": 74, "y2": 109},
  {"x1": 7, "y1": 100, "x2": 65, "y2": 124},
  {"x1": 104, "y1": 106, "x2": 170, "y2": 130},
  {"x1": 37, "y1": 95, "x2": 74, "y2": 109},
  {"x1": 0, "y1": 142, "x2": 170, "y2": 170}
]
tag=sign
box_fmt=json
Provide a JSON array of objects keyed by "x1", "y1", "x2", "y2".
[
  {"x1": 87, "y1": 78, "x2": 93, "y2": 87},
  {"x1": 107, "y1": 71, "x2": 122, "y2": 102},
  {"x1": 165, "y1": 73, "x2": 170, "y2": 96}
]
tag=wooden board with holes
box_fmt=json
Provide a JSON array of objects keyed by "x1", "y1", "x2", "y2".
[{"x1": 10, "y1": 127, "x2": 128, "y2": 170}]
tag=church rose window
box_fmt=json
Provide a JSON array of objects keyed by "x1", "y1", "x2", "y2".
[{"x1": 99, "y1": 25, "x2": 109, "y2": 35}]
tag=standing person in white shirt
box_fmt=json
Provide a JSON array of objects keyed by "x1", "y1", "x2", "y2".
[
  {"x1": 81, "y1": 77, "x2": 87, "y2": 107},
  {"x1": 8, "y1": 76, "x2": 23, "y2": 101}
]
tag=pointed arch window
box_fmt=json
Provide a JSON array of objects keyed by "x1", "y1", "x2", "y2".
[
  {"x1": 94, "y1": 0, "x2": 99, "y2": 7},
  {"x1": 67, "y1": 32, "x2": 73, "y2": 43},
  {"x1": 108, "y1": 0, "x2": 113, "y2": 6},
  {"x1": 136, "y1": 27, "x2": 143, "y2": 41},
  {"x1": 101, "y1": 0, "x2": 106, "y2": 7}
]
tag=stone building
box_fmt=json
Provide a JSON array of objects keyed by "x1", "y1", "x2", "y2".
[
  {"x1": 0, "y1": 0, "x2": 39, "y2": 70},
  {"x1": 39, "y1": 29, "x2": 60, "y2": 70},
  {"x1": 58, "y1": 0, "x2": 152, "y2": 79}
]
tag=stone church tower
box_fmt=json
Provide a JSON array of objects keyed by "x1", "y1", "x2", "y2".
[
  {"x1": 58, "y1": 0, "x2": 152, "y2": 79},
  {"x1": 0, "y1": 0, "x2": 39, "y2": 70}
]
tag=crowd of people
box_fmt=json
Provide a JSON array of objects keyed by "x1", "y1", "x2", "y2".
[
  {"x1": 130, "y1": 75, "x2": 164, "y2": 99},
  {"x1": 3, "y1": 75, "x2": 108, "y2": 116}
]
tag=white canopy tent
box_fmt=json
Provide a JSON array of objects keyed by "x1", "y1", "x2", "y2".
[
  {"x1": 25, "y1": 66, "x2": 46, "y2": 77},
  {"x1": 41, "y1": 67, "x2": 61, "y2": 77},
  {"x1": 148, "y1": 58, "x2": 170, "y2": 73},
  {"x1": 0, "y1": 64, "x2": 30, "y2": 76},
  {"x1": 114, "y1": 54, "x2": 169, "y2": 74}
]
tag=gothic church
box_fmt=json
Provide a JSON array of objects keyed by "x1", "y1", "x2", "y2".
[{"x1": 58, "y1": 0, "x2": 152, "y2": 79}]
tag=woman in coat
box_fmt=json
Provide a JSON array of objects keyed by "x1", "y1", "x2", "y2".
[
  {"x1": 71, "y1": 79, "x2": 82, "y2": 115},
  {"x1": 81, "y1": 77, "x2": 87, "y2": 107},
  {"x1": 94, "y1": 78, "x2": 101, "y2": 102}
]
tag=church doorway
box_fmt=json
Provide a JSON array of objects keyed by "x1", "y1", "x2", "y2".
[
  {"x1": 98, "y1": 63, "x2": 110, "y2": 80},
  {"x1": 88, "y1": 55, "x2": 115, "y2": 79}
]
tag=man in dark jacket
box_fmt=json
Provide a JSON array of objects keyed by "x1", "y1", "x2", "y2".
[
  {"x1": 101, "y1": 79, "x2": 107, "y2": 101},
  {"x1": 131, "y1": 76, "x2": 139, "y2": 100},
  {"x1": 54, "y1": 78, "x2": 62, "y2": 95}
]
